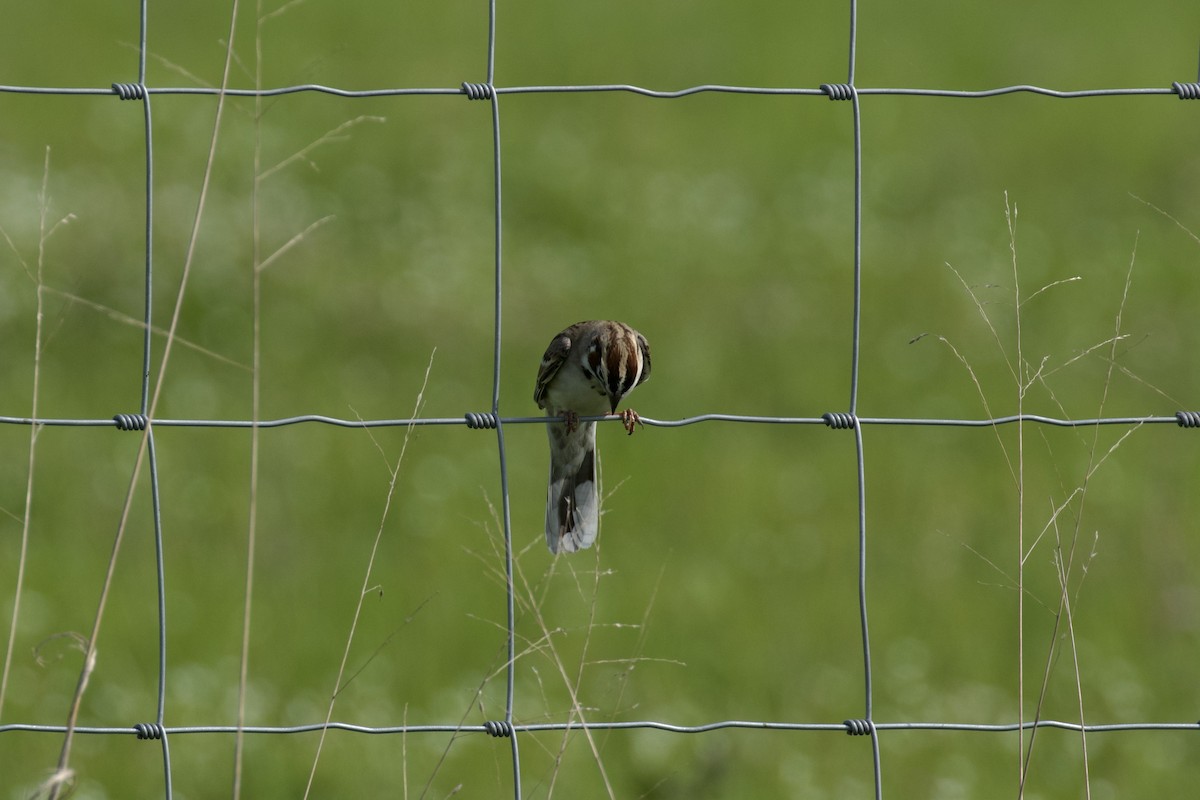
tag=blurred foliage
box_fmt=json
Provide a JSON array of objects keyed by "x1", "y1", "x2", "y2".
[{"x1": 2, "y1": 1, "x2": 1200, "y2": 798}]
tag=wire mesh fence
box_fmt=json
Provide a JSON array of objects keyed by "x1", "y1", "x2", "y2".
[{"x1": 2, "y1": 1, "x2": 1199, "y2": 797}]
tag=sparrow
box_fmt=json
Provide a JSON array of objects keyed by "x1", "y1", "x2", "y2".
[{"x1": 533, "y1": 320, "x2": 652, "y2": 554}]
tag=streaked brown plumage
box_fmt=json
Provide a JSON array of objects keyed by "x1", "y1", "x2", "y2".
[{"x1": 534, "y1": 320, "x2": 651, "y2": 553}]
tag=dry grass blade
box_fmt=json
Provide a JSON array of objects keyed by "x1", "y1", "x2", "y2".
[
  {"x1": 302, "y1": 350, "x2": 436, "y2": 797},
  {"x1": 942, "y1": 197, "x2": 1147, "y2": 798},
  {"x1": 45, "y1": 1, "x2": 246, "y2": 791},
  {"x1": 0, "y1": 147, "x2": 59, "y2": 722}
]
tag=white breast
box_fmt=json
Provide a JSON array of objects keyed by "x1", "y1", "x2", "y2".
[{"x1": 543, "y1": 359, "x2": 611, "y2": 416}]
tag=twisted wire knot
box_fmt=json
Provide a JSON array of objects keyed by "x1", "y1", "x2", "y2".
[
  {"x1": 822, "y1": 412, "x2": 857, "y2": 430},
  {"x1": 461, "y1": 82, "x2": 494, "y2": 100},
  {"x1": 843, "y1": 718, "x2": 874, "y2": 736},
  {"x1": 112, "y1": 82, "x2": 146, "y2": 100},
  {"x1": 133, "y1": 722, "x2": 164, "y2": 740},
  {"x1": 1172, "y1": 81, "x2": 1200, "y2": 100},
  {"x1": 483, "y1": 719, "x2": 513, "y2": 737},
  {"x1": 1176, "y1": 410, "x2": 1200, "y2": 428},
  {"x1": 113, "y1": 413, "x2": 148, "y2": 431},
  {"x1": 464, "y1": 412, "x2": 498, "y2": 430},
  {"x1": 819, "y1": 83, "x2": 855, "y2": 101}
]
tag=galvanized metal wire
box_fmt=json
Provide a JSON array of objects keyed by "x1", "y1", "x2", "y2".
[{"x1": 2, "y1": 1, "x2": 1199, "y2": 798}]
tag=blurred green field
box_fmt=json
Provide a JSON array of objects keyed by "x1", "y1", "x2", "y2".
[{"x1": 2, "y1": 2, "x2": 1199, "y2": 798}]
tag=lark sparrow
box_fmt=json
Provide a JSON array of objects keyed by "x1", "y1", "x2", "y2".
[{"x1": 534, "y1": 320, "x2": 652, "y2": 554}]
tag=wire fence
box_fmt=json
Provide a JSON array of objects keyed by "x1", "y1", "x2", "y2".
[{"x1": 2, "y1": 1, "x2": 1199, "y2": 798}]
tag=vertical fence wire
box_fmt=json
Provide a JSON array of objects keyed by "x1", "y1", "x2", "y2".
[
  {"x1": 840, "y1": 2, "x2": 883, "y2": 795},
  {"x1": 1, "y1": 1, "x2": 1200, "y2": 798},
  {"x1": 133, "y1": 2, "x2": 175, "y2": 793},
  {"x1": 480, "y1": 0, "x2": 524, "y2": 794}
]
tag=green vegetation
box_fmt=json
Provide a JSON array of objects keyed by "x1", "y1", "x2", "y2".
[{"x1": 1, "y1": 2, "x2": 1198, "y2": 797}]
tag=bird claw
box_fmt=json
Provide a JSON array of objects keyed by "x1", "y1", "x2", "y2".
[
  {"x1": 617, "y1": 408, "x2": 642, "y2": 435},
  {"x1": 562, "y1": 410, "x2": 580, "y2": 433}
]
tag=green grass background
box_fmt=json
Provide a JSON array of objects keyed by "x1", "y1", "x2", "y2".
[{"x1": 2, "y1": 1, "x2": 1199, "y2": 797}]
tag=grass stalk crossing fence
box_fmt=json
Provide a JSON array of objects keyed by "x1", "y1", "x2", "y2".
[{"x1": 2, "y1": 0, "x2": 1199, "y2": 797}]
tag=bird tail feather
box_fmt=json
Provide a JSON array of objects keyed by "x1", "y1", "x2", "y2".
[{"x1": 546, "y1": 442, "x2": 599, "y2": 553}]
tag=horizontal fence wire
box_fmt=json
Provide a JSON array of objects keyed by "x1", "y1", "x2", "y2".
[
  {"x1": 1, "y1": 412, "x2": 1199, "y2": 429},
  {"x1": 2, "y1": 82, "x2": 1199, "y2": 99},
  {"x1": 4, "y1": 718, "x2": 1198, "y2": 738},
  {"x1": 2, "y1": 1, "x2": 1200, "y2": 798}
]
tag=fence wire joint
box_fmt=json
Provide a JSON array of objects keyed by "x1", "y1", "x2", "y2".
[
  {"x1": 822, "y1": 411, "x2": 857, "y2": 429},
  {"x1": 133, "y1": 722, "x2": 164, "y2": 740},
  {"x1": 111, "y1": 82, "x2": 147, "y2": 100},
  {"x1": 819, "y1": 83, "x2": 855, "y2": 101},
  {"x1": 843, "y1": 718, "x2": 874, "y2": 736},
  {"x1": 465, "y1": 412, "x2": 499, "y2": 429},
  {"x1": 461, "y1": 82, "x2": 494, "y2": 100},
  {"x1": 1172, "y1": 81, "x2": 1200, "y2": 99},
  {"x1": 1176, "y1": 410, "x2": 1200, "y2": 427},
  {"x1": 113, "y1": 413, "x2": 148, "y2": 431},
  {"x1": 483, "y1": 719, "x2": 513, "y2": 737}
]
